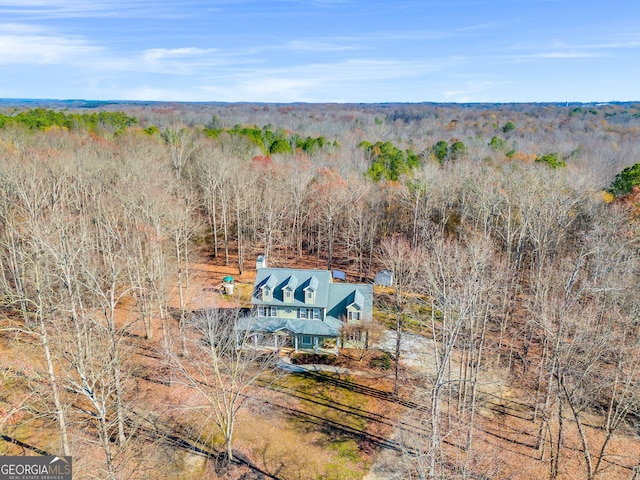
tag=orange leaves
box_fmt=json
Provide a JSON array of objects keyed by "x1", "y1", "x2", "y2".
[
  {"x1": 312, "y1": 167, "x2": 348, "y2": 192},
  {"x1": 509, "y1": 151, "x2": 536, "y2": 163},
  {"x1": 251, "y1": 155, "x2": 272, "y2": 168}
]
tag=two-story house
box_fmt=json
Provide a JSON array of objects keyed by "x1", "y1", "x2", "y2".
[{"x1": 237, "y1": 260, "x2": 372, "y2": 354}]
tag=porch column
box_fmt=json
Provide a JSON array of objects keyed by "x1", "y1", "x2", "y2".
[
  {"x1": 314, "y1": 337, "x2": 319, "y2": 354},
  {"x1": 294, "y1": 336, "x2": 299, "y2": 353},
  {"x1": 274, "y1": 334, "x2": 278, "y2": 352},
  {"x1": 253, "y1": 334, "x2": 258, "y2": 350}
]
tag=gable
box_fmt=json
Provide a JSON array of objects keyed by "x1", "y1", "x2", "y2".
[
  {"x1": 252, "y1": 268, "x2": 331, "y2": 307},
  {"x1": 326, "y1": 283, "x2": 373, "y2": 322}
]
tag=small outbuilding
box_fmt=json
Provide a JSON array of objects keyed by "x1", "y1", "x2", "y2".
[
  {"x1": 374, "y1": 270, "x2": 394, "y2": 287},
  {"x1": 222, "y1": 276, "x2": 235, "y2": 294}
]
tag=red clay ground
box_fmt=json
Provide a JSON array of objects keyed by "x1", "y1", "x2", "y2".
[{"x1": 2, "y1": 249, "x2": 640, "y2": 479}]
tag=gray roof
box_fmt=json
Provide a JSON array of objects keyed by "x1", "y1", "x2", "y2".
[
  {"x1": 252, "y1": 268, "x2": 332, "y2": 307},
  {"x1": 249, "y1": 267, "x2": 373, "y2": 338},
  {"x1": 237, "y1": 315, "x2": 342, "y2": 336},
  {"x1": 350, "y1": 290, "x2": 364, "y2": 309},
  {"x1": 326, "y1": 282, "x2": 373, "y2": 322},
  {"x1": 303, "y1": 275, "x2": 319, "y2": 291},
  {"x1": 374, "y1": 270, "x2": 393, "y2": 286},
  {"x1": 262, "y1": 274, "x2": 278, "y2": 290},
  {"x1": 282, "y1": 274, "x2": 299, "y2": 291}
]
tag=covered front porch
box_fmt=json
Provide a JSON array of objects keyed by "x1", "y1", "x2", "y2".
[
  {"x1": 246, "y1": 330, "x2": 340, "y2": 355},
  {"x1": 236, "y1": 315, "x2": 343, "y2": 355}
]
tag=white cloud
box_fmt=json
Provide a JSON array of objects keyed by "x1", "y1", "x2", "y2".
[
  {"x1": 1, "y1": 22, "x2": 49, "y2": 33},
  {"x1": 0, "y1": 23, "x2": 102, "y2": 64},
  {"x1": 142, "y1": 47, "x2": 219, "y2": 61},
  {"x1": 525, "y1": 51, "x2": 599, "y2": 59},
  {"x1": 92, "y1": 56, "x2": 457, "y2": 103},
  {"x1": 127, "y1": 47, "x2": 263, "y2": 75},
  {"x1": 506, "y1": 38, "x2": 640, "y2": 62},
  {"x1": 0, "y1": 0, "x2": 186, "y2": 18},
  {"x1": 198, "y1": 78, "x2": 316, "y2": 103},
  {"x1": 0, "y1": 23, "x2": 258, "y2": 75},
  {"x1": 118, "y1": 85, "x2": 189, "y2": 102},
  {"x1": 269, "y1": 58, "x2": 452, "y2": 82},
  {"x1": 189, "y1": 58, "x2": 461, "y2": 102},
  {"x1": 283, "y1": 40, "x2": 356, "y2": 52},
  {"x1": 444, "y1": 80, "x2": 512, "y2": 102},
  {"x1": 139, "y1": 47, "x2": 223, "y2": 73}
]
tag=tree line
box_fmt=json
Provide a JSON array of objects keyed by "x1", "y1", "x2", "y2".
[{"x1": 0, "y1": 102, "x2": 638, "y2": 478}]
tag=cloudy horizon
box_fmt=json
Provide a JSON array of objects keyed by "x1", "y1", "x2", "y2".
[{"x1": 1, "y1": 0, "x2": 639, "y2": 103}]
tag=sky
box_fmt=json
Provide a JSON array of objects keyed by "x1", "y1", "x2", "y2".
[{"x1": 0, "y1": 0, "x2": 639, "y2": 103}]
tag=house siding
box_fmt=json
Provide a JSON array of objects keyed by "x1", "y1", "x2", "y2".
[
  {"x1": 246, "y1": 266, "x2": 373, "y2": 354},
  {"x1": 276, "y1": 306, "x2": 299, "y2": 319}
]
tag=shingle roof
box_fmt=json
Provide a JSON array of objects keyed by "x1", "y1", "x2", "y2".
[
  {"x1": 303, "y1": 275, "x2": 319, "y2": 291},
  {"x1": 237, "y1": 316, "x2": 341, "y2": 336},
  {"x1": 249, "y1": 267, "x2": 373, "y2": 338},
  {"x1": 263, "y1": 274, "x2": 278, "y2": 290},
  {"x1": 282, "y1": 274, "x2": 299, "y2": 291},
  {"x1": 350, "y1": 290, "x2": 364, "y2": 309},
  {"x1": 252, "y1": 268, "x2": 331, "y2": 307},
  {"x1": 326, "y1": 283, "x2": 373, "y2": 322}
]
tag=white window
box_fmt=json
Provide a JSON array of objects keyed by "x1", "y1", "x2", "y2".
[
  {"x1": 348, "y1": 311, "x2": 361, "y2": 321},
  {"x1": 301, "y1": 336, "x2": 311, "y2": 345},
  {"x1": 269, "y1": 306, "x2": 277, "y2": 317},
  {"x1": 258, "y1": 306, "x2": 266, "y2": 317},
  {"x1": 348, "y1": 330, "x2": 362, "y2": 342},
  {"x1": 283, "y1": 287, "x2": 294, "y2": 304},
  {"x1": 263, "y1": 286, "x2": 272, "y2": 300},
  {"x1": 304, "y1": 286, "x2": 316, "y2": 304},
  {"x1": 300, "y1": 308, "x2": 315, "y2": 319}
]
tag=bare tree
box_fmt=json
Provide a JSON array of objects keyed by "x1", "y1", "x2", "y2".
[
  {"x1": 56, "y1": 310, "x2": 136, "y2": 480},
  {"x1": 307, "y1": 168, "x2": 349, "y2": 270},
  {"x1": 0, "y1": 165, "x2": 73, "y2": 457},
  {"x1": 165, "y1": 189, "x2": 200, "y2": 355},
  {"x1": 390, "y1": 233, "x2": 500, "y2": 480},
  {"x1": 169, "y1": 308, "x2": 278, "y2": 463},
  {"x1": 163, "y1": 126, "x2": 200, "y2": 179},
  {"x1": 344, "y1": 178, "x2": 382, "y2": 279},
  {"x1": 378, "y1": 235, "x2": 425, "y2": 397}
]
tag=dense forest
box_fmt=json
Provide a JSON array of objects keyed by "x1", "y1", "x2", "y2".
[{"x1": 0, "y1": 101, "x2": 639, "y2": 479}]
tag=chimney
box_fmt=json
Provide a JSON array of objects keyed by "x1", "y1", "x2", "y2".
[{"x1": 256, "y1": 255, "x2": 266, "y2": 270}]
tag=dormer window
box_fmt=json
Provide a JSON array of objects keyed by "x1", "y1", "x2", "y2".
[
  {"x1": 282, "y1": 275, "x2": 298, "y2": 304},
  {"x1": 260, "y1": 274, "x2": 277, "y2": 301},
  {"x1": 303, "y1": 275, "x2": 318, "y2": 304},
  {"x1": 284, "y1": 288, "x2": 293, "y2": 302},
  {"x1": 304, "y1": 287, "x2": 316, "y2": 304},
  {"x1": 346, "y1": 289, "x2": 364, "y2": 323}
]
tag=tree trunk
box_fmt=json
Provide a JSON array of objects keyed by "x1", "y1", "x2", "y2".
[{"x1": 39, "y1": 314, "x2": 71, "y2": 456}]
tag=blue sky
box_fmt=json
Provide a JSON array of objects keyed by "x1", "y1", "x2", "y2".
[{"x1": 0, "y1": 0, "x2": 639, "y2": 103}]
